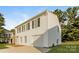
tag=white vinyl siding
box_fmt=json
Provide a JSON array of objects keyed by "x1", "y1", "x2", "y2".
[{"x1": 25, "y1": 36, "x2": 27, "y2": 43}]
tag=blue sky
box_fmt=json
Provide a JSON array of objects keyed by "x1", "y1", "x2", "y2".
[{"x1": 0, "y1": 6, "x2": 72, "y2": 30}]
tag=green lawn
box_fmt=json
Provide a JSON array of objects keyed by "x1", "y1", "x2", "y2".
[
  {"x1": 48, "y1": 41, "x2": 79, "y2": 53},
  {"x1": 0, "y1": 44, "x2": 8, "y2": 49}
]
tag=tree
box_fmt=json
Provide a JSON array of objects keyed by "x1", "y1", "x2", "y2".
[
  {"x1": 0, "y1": 13, "x2": 5, "y2": 33},
  {"x1": 0, "y1": 13, "x2": 5, "y2": 42},
  {"x1": 54, "y1": 7, "x2": 79, "y2": 42},
  {"x1": 62, "y1": 7, "x2": 79, "y2": 41},
  {"x1": 53, "y1": 9, "x2": 64, "y2": 22},
  {"x1": 66, "y1": 7, "x2": 79, "y2": 24}
]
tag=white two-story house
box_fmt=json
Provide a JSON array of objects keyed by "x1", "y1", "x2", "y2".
[{"x1": 15, "y1": 10, "x2": 61, "y2": 47}]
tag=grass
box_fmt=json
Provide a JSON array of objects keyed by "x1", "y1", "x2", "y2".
[
  {"x1": 0, "y1": 43, "x2": 8, "y2": 49},
  {"x1": 48, "y1": 41, "x2": 79, "y2": 53}
]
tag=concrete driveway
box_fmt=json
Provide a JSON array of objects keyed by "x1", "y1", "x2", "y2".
[{"x1": 0, "y1": 45, "x2": 42, "y2": 53}]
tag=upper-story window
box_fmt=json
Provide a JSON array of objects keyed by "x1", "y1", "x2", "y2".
[
  {"x1": 22, "y1": 26, "x2": 24, "y2": 32},
  {"x1": 37, "y1": 18, "x2": 40, "y2": 27},
  {"x1": 35, "y1": 20, "x2": 37, "y2": 28},
  {"x1": 17, "y1": 18, "x2": 40, "y2": 32},
  {"x1": 23, "y1": 25, "x2": 25, "y2": 31},
  {"x1": 9, "y1": 34, "x2": 11, "y2": 38},
  {"x1": 26, "y1": 24, "x2": 27, "y2": 30},
  {"x1": 17, "y1": 28, "x2": 19, "y2": 33},
  {"x1": 17, "y1": 27, "x2": 21, "y2": 33},
  {"x1": 5, "y1": 34, "x2": 8, "y2": 37},
  {"x1": 27, "y1": 23, "x2": 30, "y2": 30},
  {"x1": 19, "y1": 27, "x2": 21, "y2": 33},
  {"x1": 21, "y1": 25, "x2": 26, "y2": 32},
  {"x1": 32, "y1": 18, "x2": 40, "y2": 29}
]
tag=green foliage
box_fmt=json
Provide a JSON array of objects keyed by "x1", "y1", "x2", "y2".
[
  {"x1": 0, "y1": 44, "x2": 8, "y2": 49},
  {"x1": 54, "y1": 7, "x2": 79, "y2": 42},
  {"x1": 0, "y1": 13, "x2": 6, "y2": 41},
  {"x1": 62, "y1": 18, "x2": 79, "y2": 41},
  {"x1": 0, "y1": 13, "x2": 5, "y2": 34},
  {"x1": 53, "y1": 9, "x2": 64, "y2": 22}
]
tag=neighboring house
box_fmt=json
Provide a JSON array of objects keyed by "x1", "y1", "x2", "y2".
[
  {"x1": 0, "y1": 29, "x2": 15, "y2": 44},
  {"x1": 15, "y1": 10, "x2": 61, "y2": 47},
  {"x1": 0, "y1": 29, "x2": 11, "y2": 43}
]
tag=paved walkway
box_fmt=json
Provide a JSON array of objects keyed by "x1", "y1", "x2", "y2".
[{"x1": 0, "y1": 45, "x2": 42, "y2": 53}]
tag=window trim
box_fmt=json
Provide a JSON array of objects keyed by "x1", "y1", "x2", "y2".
[
  {"x1": 32, "y1": 21, "x2": 34, "y2": 29},
  {"x1": 27, "y1": 23, "x2": 30, "y2": 30}
]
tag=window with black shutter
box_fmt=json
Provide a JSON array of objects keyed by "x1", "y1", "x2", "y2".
[{"x1": 38, "y1": 18, "x2": 40, "y2": 27}]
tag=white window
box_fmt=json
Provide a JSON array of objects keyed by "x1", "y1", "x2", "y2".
[
  {"x1": 32, "y1": 21, "x2": 34, "y2": 29},
  {"x1": 19, "y1": 27, "x2": 21, "y2": 33},
  {"x1": 26, "y1": 24, "x2": 28, "y2": 30},
  {"x1": 24, "y1": 25, "x2": 25, "y2": 31},
  {"x1": 22, "y1": 26, "x2": 24, "y2": 32},
  {"x1": 34, "y1": 20, "x2": 37, "y2": 28},
  {"x1": 32, "y1": 18, "x2": 40, "y2": 29},
  {"x1": 27, "y1": 23, "x2": 30, "y2": 30},
  {"x1": 17, "y1": 28, "x2": 19, "y2": 33},
  {"x1": 26, "y1": 23, "x2": 30, "y2": 30}
]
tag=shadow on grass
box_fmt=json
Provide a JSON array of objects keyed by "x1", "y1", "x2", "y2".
[{"x1": 34, "y1": 47, "x2": 49, "y2": 53}]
